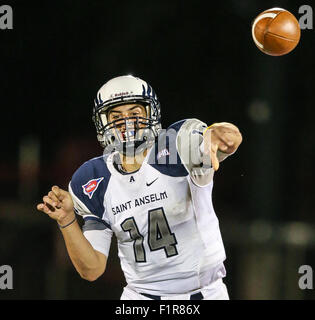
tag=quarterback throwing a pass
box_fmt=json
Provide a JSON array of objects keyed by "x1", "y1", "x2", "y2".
[{"x1": 37, "y1": 75, "x2": 242, "y2": 300}]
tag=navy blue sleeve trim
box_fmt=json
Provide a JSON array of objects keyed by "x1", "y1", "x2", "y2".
[
  {"x1": 70, "y1": 156, "x2": 111, "y2": 220},
  {"x1": 167, "y1": 119, "x2": 187, "y2": 132},
  {"x1": 148, "y1": 120, "x2": 188, "y2": 177}
]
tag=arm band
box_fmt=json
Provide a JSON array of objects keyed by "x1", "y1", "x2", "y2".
[{"x1": 58, "y1": 216, "x2": 77, "y2": 229}]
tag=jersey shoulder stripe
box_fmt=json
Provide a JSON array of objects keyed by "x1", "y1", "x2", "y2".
[
  {"x1": 167, "y1": 119, "x2": 187, "y2": 132},
  {"x1": 70, "y1": 155, "x2": 111, "y2": 220}
]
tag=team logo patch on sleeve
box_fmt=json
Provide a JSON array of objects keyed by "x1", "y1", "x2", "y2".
[{"x1": 82, "y1": 177, "x2": 104, "y2": 199}]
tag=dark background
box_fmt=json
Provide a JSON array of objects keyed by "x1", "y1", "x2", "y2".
[{"x1": 0, "y1": 0, "x2": 315, "y2": 299}]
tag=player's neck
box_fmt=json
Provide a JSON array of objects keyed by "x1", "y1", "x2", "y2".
[{"x1": 119, "y1": 149, "x2": 148, "y2": 173}]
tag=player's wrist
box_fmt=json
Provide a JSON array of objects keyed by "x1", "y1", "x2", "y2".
[
  {"x1": 57, "y1": 212, "x2": 76, "y2": 228},
  {"x1": 203, "y1": 123, "x2": 216, "y2": 135}
]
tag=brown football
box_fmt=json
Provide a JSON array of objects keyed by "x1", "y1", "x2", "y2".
[{"x1": 252, "y1": 8, "x2": 301, "y2": 56}]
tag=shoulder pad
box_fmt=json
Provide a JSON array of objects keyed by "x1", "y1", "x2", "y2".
[
  {"x1": 70, "y1": 155, "x2": 111, "y2": 219},
  {"x1": 147, "y1": 120, "x2": 188, "y2": 177}
]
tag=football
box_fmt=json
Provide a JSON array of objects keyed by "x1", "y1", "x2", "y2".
[{"x1": 251, "y1": 7, "x2": 301, "y2": 56}]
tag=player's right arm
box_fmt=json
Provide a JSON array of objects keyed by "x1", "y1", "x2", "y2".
[{"x1": 37, "y1": 186, "x2": 107, "y2": 281}]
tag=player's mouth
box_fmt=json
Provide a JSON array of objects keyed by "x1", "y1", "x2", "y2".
[{"x1": 120, "y1": 128, "x2": 136, "y2": 141}]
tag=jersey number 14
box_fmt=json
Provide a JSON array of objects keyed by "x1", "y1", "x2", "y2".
[{"x1": 121, "y1": 207, "x2": 178, "y2": 262}]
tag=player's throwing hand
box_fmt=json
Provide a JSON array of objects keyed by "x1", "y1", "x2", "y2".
[
  {"x1": 203, "y1": 122, "x2": 242, "y2": 171},
  {"x1": 37, "y1": 186, "x2": 75, "y2": 227}
]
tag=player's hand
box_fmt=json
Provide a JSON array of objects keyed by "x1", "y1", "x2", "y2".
[
  {"x1": 37, "y1": 186, "x2": 75, "y2": 226},
  {"x1": 203, "y1": 122, "x2": 242, "y2": 171}
]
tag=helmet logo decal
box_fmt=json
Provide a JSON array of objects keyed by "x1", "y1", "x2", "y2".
[
  {"x1": 82, "y1": 177, "x2": 104, "y2": 199},
  {"x1": 109, "y1": 91, "x2": 133, "y2": 99}
]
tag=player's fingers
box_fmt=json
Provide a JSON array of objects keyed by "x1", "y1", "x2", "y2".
[
  {"x1": 37, "y1": 203, "x2": 54, "y2": 215},
  {"x1": 43, "y1": 196, "x2": 56, "y2": 212},
  {"x1": 220, "y1": 132, "x2": 236, "y2": 147},
  {"x1": 218, "y1": 142, "x2": 229, "y2": 152},
  {"x1": 51, "y1": 185, "x2": 61, "y2": 198},
  {"x1": 211, "y1": 143, "x2": 220, "y2": 171},
  {"x1": 212, "y1": 156, "x2": 219, "y2": 171},
  {"x1": 52, "y1": 186, "x2": 67, "y2": 201},
  {"x1": 37, "y1": 203, "x2": 45, "y2": 211},
  {"x1": 48, "y1": 191, "x2": 60, "y2": 206},
  {"x1": 203, "y1": 129, "x2": 220, "y2": 170},
  {"x1": 212, "y1": 129, "x2": 234, "y2": 148}
]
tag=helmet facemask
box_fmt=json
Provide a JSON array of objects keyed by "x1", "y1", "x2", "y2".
[{"x1": 93, "y1": 100, "x2": 161, "y2": 156}]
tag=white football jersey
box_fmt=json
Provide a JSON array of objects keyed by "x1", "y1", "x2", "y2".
[{"x1": 69, "y1": 119, "x2": 226, "y2": 295}]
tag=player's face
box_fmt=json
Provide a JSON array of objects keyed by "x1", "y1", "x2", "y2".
[{"x1": 106, "y1": 103, "x2": 147, "y2": 143}]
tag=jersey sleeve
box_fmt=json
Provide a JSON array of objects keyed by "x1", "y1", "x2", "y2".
[
  {"x1": 81, "y1": 221, "x2": 113, "y2": 257},
  {"x1": 148, "y1": 118, "x2": 231, "y2": 185},
  {"x1": 176, "y1": 119, "x2": 234, "y2": 187},
  {"x1": 68, "y1": 157, "x2": 113, "y2": 257},
  {"x1": 176, "y1": 118, "x2": 214, "y2": 187}
]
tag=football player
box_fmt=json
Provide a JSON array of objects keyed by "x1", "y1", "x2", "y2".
[{"x1": 37, "y1": 75, "x2": 242, "y2": 300}]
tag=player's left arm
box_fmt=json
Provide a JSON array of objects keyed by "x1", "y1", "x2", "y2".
[{"x1": 203, "y1": 122, "x2": 243, "y2": 171}]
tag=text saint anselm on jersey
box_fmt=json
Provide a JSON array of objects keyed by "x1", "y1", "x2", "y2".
[{"x1": 112, "y1": 191, "x2": 168, "y2": 215}]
